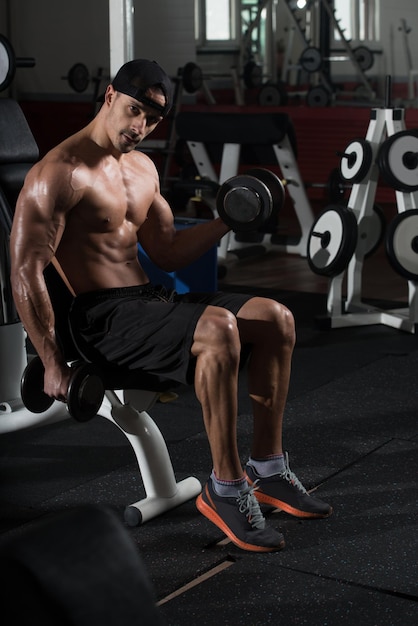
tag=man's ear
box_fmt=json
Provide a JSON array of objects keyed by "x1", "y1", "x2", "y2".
[{"x1": 104, "y1": 84, "x2": 116, "y2": 104}]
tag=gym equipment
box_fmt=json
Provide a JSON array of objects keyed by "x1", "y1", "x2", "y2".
[
  {"x1": 179, "y1": 60, "x2": 263, "y2": 96},
  {"x1": 284, "y1": 0, "x2": 377, "y2": 105},
  {"x1": 21, "y1": 356, "x2": 105, "y2": 422},
  {"x1": 399, "y1": 18, "x2": 418, "y2": 105},
  {"x1": 308, "y1": 77, "x2": 418, "y2": 333},
  {"x1": 386, "y1": 209, "x2": 418, "y2": 282},
  {"x1": 216, "y1": 167, "x2": 347, "y2": 234},
  {"x1": 258, "y1": 81, "x2": 288, "y2": 106},
  {"x1": 180, "y1": 61, "x2": 204, "y2": 94},
  {"x1": 307, "y1": 204, "x2": 358, "y2": 277},
  {"x1": 216, "y1": 168, "x2": 284, "y2": 232},
  {"x1": 175, "y1": 111, "x2": 315, "y2": 260},
  {"x1": 361, "y1": 203, "x2": 386, "y2": 258},
  {"x1": 156, "y1": 60, "x2": 265, "y2": 191},
  {"x1": 326, "y1": 168, "x2": 350, "y2": 201},
  {"x1": 376, "y1": 130, "x2": 418, "y2": 192},
  {"x1": 63, "y1": 62, "x2": 91, "y2": 93},
  {"x1": 316, "y1": 0, "x2": 376, "y2": 102},
  {"x1": 0, "y1": 98, "x2": 201, "y2": 524},
  {"x1": 307, "y1": 202, "x2": 385, "y2": 278},
  {"x1": 300, "y1": 45, "x2": 374, "y2": 74},
  {"x1": 339, "y1": 138, "x2": 374, "y2": 183},
  {"x1": 0, "y1": 34, "x2": 35, "y2": 92},
  {"x1": 243, "y1": 60, "x2": 263, "y2": 89},
  {"x1": 306, "y1": 84, "x2": 332, "y2": 107}
]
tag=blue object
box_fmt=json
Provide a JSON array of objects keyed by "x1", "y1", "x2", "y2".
[{"x1": 137, "y1": 218, "x2": 218, "y2": 294}]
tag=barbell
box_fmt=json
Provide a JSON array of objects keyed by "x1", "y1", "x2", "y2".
[
  {"x1": 21, "y1": 356, "x2": 105, "y2": 422},
  {"x1": 179, "y1": 61, "x2": 263, "y2": 94},
  {"x1": 0, "y1": 34, "x2": 35, "y2": 92},
  {"x1": 299, "y1": 46, "x2": 374, "y2": 74}
]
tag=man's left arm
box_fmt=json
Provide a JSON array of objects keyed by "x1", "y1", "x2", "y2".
[{"x1": 138, "y1": 190, "x2": 230, "y2": 272}]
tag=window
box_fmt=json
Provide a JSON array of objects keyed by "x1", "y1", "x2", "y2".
[
  {"x1": 334, "y1": 0, "x2": 380, "y2": 43},
  {"x1": 196, "y1": 0, "x2": 238, "y2": 47},
  {"x1": 206, "y1": 0, "x2": 234, "y2": 40}
]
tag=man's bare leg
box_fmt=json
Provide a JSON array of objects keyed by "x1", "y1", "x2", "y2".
[
  {"x1": 193, "y1": 298, "x2": 330, "y2": 552},
  {"x1": 236, "y1": 297, "x2": 295, "y2": 458},
  {"x1": 236, "y1": 299, "x2": 332, "y2": 519},
  {"x1": 192, "y1": 305, "x2": 243, "y2": 480},
  {"x1": 193, "y1": 302, "x2": 285, "y2": 552}
]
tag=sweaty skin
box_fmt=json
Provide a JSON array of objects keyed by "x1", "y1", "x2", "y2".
[
  {"x1": 11, "y1": 86, "x2": 229, "y2": 397},
  {"x1": 11, "y1": 84, "x2": 295, "y2": 482}
]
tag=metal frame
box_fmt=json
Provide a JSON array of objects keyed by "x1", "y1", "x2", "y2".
[{"x1": 325, "y1": 106, "x2": 418, "y2": 333}]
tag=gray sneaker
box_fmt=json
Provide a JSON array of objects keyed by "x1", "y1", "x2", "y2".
[
  {"x1": 246, "y1": 453, "x2": 332, "y2": 519},
  {"x1": 196, "y1": 478, "x2": 285, "y2": 552}
]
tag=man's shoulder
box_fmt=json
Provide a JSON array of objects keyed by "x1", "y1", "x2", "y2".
[
  {"x1": 129, "y1": 148, "x2": 159, "y2": 177},
  {"x1": 34, "y1": 132, "x2": 89, "y2": 176}
]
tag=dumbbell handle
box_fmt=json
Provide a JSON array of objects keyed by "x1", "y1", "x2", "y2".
[{"x1": 21, "y1": 356, "x2": 104, "y2": 422}]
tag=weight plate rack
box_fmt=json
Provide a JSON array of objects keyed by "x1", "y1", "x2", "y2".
[{"x1": 308, "y1": 95, "x2": 418, "y2": 334}]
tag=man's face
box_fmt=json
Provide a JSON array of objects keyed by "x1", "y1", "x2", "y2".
[{"x1": 106, "y1": 86, "x2": 165, "y2": 153}]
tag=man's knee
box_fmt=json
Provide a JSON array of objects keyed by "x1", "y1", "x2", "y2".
[
  {"x1": 274, "y1": 302, "x2": 296, "y2": 347},
  {"x1": 239, "y1": 297, "x2": 296, "y2": 348},
  {"x1": 193, "y1": 307, "x2": 241, "y2": 361}
]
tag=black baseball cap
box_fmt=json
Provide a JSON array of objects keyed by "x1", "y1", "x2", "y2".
[{"x1": 111, "y1": 59, "x2": 174, "y2": 117}]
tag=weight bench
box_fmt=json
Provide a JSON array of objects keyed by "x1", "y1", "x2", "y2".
[
  {"x1": 175, "y1": 111, "x2": 315, "y2": 260},
  {"x1": 0, "y1": 97, "x2": 201, "y2": 524}
]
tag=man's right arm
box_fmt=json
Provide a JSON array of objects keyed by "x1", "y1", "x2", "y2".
[{"x1": 10, "y1": 162, "x2": 75, "y2": 400}]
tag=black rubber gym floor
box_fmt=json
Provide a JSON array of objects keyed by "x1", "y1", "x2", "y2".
[{"x1": 1, "y1": 287, "x2": 417, "y2": 625}]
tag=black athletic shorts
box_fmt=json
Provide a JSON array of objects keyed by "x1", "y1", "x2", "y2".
[{"x1": 69, "y1": 284, "x2": 253, "y2": 385}]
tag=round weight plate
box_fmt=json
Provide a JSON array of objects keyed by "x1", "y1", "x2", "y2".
[
  {"x1": 307, "y1": 204, "x2": 358, "y2": 276},
  {"x1": 258, "y1": 82, "x2": 288, "y2": 106},
  {"x1": 244, "y1": 168, "x2": 285, "y2": 233},
  {"x1": 339, "y1": 138, "x2": 373, "y2": 183},
  {"x1": 243, "y1": 61, "x2": 263, "y2": 89},
  {"x1": 306, "y1": 84, "x2": 330, "y2": 107},
  {"x1": 182, "y1": 62, "x2": 203, "y2": 93},
  {"x1": 353, "y1": 46, "x2": 374, "y2": 71},
  {"x1": 244, "y1": 168, "x2": 285, "y2": 211},
  {"x1": 300, "y1": 47, "x2": 322, "y2": 73},
  {"x1": 0, "y1": 34, "x2": 15, "y2": 92},
  {"x1": 358, "y1": 203, "x2": 386, "y2": 258},
  {"x1": 67, "y1": 364, "x2": 104, "y2": 422},
  {"x1": 68, "y1": 63, "x2": 90, "y2": 92},
  {"x1": 377, "y1": 131, "x2": 418, "y2": 192},
  {"x1": 217, "y1": 174, "x2": 272, "y2": 232},
  {"x1": 20, "y1": 356, "x2": 54, "y2": 413},
  {"x1": 386, "y1": 209, "x2": 418, "y2": 281}
]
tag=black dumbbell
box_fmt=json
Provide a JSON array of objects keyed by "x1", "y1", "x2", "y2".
[
  {"x1": 21, "y1": 356, "x2": 105, "y2": 422},
  {"x1": 216, "y1": 168, "x2": 286, "y2": 232}
]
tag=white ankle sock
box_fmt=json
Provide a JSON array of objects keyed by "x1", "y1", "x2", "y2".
[
  {"x1": 211, "y1": 470, "x2": 247, "y2": 497},
  {"x1": 247, "y1": 454, "x2": 285, "y2": 477}
]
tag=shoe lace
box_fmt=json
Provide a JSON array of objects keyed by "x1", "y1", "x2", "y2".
[
  {"x1": 280, "y1": 452, "x2": 308, "y2": 494},
  {"x1": 237, "y1": 482, "x2": 266, "y2": 530}
]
